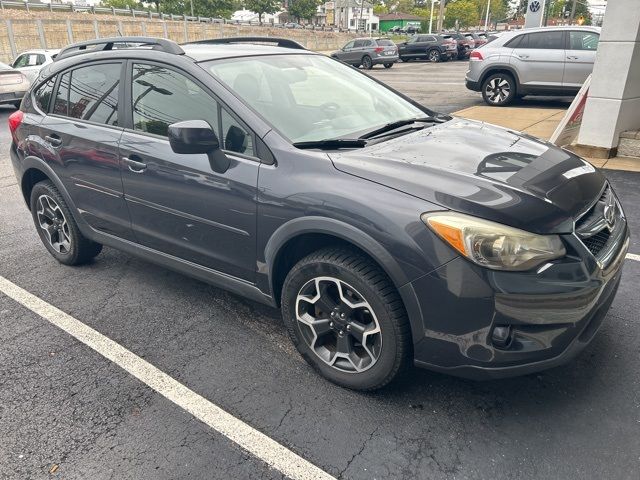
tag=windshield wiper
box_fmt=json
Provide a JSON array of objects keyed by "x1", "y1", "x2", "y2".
[
  {"x1": 359, "y1": 117, "x2": 437, "y2": 140},
  {"x1": 293, "y1": 139, "x2": 367, "y2": 150}
]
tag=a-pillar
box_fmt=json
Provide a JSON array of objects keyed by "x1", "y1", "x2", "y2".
[{"x1": 576, "y1": 0, "x2": 640, "y2": 158}]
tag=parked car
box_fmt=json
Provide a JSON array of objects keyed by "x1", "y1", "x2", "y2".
[
  {"x1": 0, "y1": 61, "x2": 30, "y2": 108},
  {"x1": 466, "y1": 26, "x2": 601, "y2": 106},
  {"x1": 388, "y1": 25, "x2": 402, "y2": 34},
  {"x1": 445, "y1": 33, "x2": 474, "y2": 59},
  {"x1": 397, "y1": 34, "x2": 457, "y2": 62},
  {"x1": 332, "y1": 38, "x2": 399, "y2": 69},
  {"x1": 9, "y1": 36, "x2": 628, "y2": 391},
  {"x1": 284, "y1": 22, "x2": 304, "y2": 29},
  {"x1": 11, "y1": 49, "x2": 59, "y2": 82},
  {"x1": 463, "y1": 31, "x2": 487, "y2": 49}
]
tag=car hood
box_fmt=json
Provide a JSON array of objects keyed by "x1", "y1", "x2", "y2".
[{"x1": 329, "y1": 118, "x2": 605, "y2": 234}]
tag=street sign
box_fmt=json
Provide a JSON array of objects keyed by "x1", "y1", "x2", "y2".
[
  {"x1": 524, "y1": 0, "x2": 547, "y2": 28},
  {"x1": 550, "y1": 75, "x2": 592, "y2": 147}
]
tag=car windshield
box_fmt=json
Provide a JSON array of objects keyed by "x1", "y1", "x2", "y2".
[{"x1": 203, "y1": 54, "x2": 426, "y2": 143}]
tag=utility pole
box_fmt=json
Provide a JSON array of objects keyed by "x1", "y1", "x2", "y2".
[
  {"x1": 429, "y1": 0, "x2": 435, "y2": 33},
  {"x1": 569, "y1": 0, "x2": 577, "y2": 23},
  {"x1": 437, "y1": 0, "x2": 445, "y2": 31},
  {"x1": 359, "y1": 0, "x2": 365, "y2": 32}
]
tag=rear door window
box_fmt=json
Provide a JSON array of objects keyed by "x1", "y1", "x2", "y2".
[
  {"x1": 353, "y1": 40, "x2": 366, "y2": 48},
  {"x1": 376, "y1": 39, "x2": 394, "y2": 46},
  {"x1": 66, "y1": 63, "x2": 121, "y2": 125},
  {"x1": 521, "y1": 31, "x2": 565, "y2": 49}
]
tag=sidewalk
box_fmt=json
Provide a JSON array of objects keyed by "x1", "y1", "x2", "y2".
[{"x1": 454, "y1": 105, "x2": 640, "y2": 172}]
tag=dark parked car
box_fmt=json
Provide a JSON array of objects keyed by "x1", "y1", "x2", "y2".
[
  {"x1": 446, "y1": 32, "x2": 474, "y2": 59},
  {"x1": 397, "y1": 34, "x2": 457, "y2": 62},
  {"x1": 9, "y1": 36, "x2": 629, "y2": 391},
  {"x1": 332, "y1": 38, "x2": 399, "y2": 69}
]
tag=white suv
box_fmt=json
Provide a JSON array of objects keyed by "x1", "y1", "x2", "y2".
[
  {"x1": 11, "y1": 49, "x2": 59, "y2": 82},
  {"x1": 465, "y1": 26, "x2": 600, "y2": 106}
]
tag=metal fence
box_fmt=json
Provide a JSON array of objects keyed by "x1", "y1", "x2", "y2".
[{"x1": 0, "y1": 16, "x2": 357, "y2": 63}]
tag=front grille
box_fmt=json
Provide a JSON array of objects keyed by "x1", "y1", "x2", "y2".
[
  {"x1": 574, "y1": 183, "x2": 624, "y2": 264},
  {"x1": 582, "y1": 229, "x2": 610, "y2": 257}
]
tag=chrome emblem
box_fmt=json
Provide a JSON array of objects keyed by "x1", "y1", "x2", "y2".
[{"x1": 603, "y1": 190, "x2": 616, "y2": 230}]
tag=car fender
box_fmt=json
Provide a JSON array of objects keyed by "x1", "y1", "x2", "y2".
[
  {"x1": 264, "y1": 215, "x2": 410, "y2": 293},
  {"x1": 480, "y1": 64, "x2": 521, "y2": 88},
  {"x1": 18, "y1": 155, "x2": 95, "y2": 239},
  {"x1": 264, "y1": 216, "x2": 427, "y2": 345}
]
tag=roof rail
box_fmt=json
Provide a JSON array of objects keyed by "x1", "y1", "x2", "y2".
[
  {"x1": 56, "y1": 36, "x2": 185, "y2": 61},
  {"x1": 184, "y1": 37, "x2": 306, "y2": 50}
]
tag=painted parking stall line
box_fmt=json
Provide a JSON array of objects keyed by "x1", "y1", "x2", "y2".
[
  {"x1": 627, "y1": 253, "x2": 640, "y2": 262},
  {"x1": 0, "y1": 275, "x2": 336, "y2": 480}
]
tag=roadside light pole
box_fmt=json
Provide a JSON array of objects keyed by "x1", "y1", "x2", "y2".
[
  {"x1": 429, "y1": 0, "x2": 436, "y2": 33},
  {"x1": 484, "y1": 0, "x2": 490, "y2": 29},
  {"x1": 190, "y1": 0, "x2": 194, "y2": 17}
]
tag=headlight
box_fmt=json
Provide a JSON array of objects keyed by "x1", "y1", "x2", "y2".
[{"x1": 421, "y1": 212, "x2": 566, "y2": 271}]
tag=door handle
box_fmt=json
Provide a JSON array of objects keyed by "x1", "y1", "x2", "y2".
[
  {"x1": 45, "y1": 135, "x2": 62, "y2": 147},
  {"x1": 516, "y1": 54, "x2": 529, "y2": 59},
  {"x1": 567, "y1": 55, "x2": 579, "y2": 60},
  {"x1": 123, "y1": 156, "x2": 147, "y2": 173}
]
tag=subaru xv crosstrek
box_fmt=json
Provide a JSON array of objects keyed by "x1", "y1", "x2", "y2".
[{"x1": 8, "y1": 36, "x2": 629, "y2": 391}]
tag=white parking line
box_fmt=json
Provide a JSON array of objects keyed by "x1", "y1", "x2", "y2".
[
  {"x1": 627, "y1": 253, "x2": 640, "y2": 262},
  {"x1": 0, "y1": 275, "x2": 336, "y2": 480}
]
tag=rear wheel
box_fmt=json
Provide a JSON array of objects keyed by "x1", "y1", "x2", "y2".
[
  {"x1": 383, "y1": 63, "x2": 393, "y2": 69},
  {"x1": 361, "y1": 55, "x2": 373, "y2": 70},
  {"x1": 428, "y1": 49, "x2": 440, "y2": 63},
  {"x1": 30, "y1": 180, "x2": 102, "y2": 265},
  {"x1": 281, "y1": 248, "x2": 411, "y2": 391},
  {"x1": 481, "y1": 73, "x2": 516, "y2": 106}
]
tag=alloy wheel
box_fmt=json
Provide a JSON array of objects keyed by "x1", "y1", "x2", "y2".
[
  {"x1": 362, "y1": 56, "x2": 372, "y2": 69},
  {"x1": 485, "y1": 77, "x2": 511, "y2": 104},
  {"x1": 36, "y1": 194, "x2": 71, "y2": 254},
  {"x1": 429, "y1": 50, "x2": 440, "y2": 62},
  {"x1": 295, "y1": 276, "x2": 382, "y2": 373}
]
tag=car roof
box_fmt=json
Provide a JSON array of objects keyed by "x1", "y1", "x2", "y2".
[
  {"x1": 181, "y1": 43, "x2": 317, "y2": 62},
  {"x1": 18, "y1": 49, "x2": 60, "y2": 55},
  {"x1": 498, "y1": 25, "x2": 601, "y2": 39}
]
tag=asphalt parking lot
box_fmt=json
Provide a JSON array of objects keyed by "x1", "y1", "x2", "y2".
[{"x1": 1, "y1": 62, "x2": 639, "y2": 480}]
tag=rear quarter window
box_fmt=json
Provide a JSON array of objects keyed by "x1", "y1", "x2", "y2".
[
  {"x1": 34, "y1": 76, "x2": 56, "y2": 113},
  {"x1": 375, "y1": 39, "x2": 394, "y2": 46}
]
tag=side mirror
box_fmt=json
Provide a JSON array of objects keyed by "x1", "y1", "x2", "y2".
[
  {"x1": 168, "y1": 120, "x2": 219, "y2": 155},
  {"x1": 168, "y1": 120, "x2": 230, "y2": 174}
]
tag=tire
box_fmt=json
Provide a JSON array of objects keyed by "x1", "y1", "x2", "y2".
[
  {"x1": 361, "y1": 55, "x2": 373, "y2": 70},
  {"x1": 481, "y1": 72, "x2": 517, "y2": 106},
  {"x1": 428, "y1": 49, "x2": 440, "y2": 63},
  {"x1": 281, "y1": 247, "x2": 412, "y2": 391},
  {"x1": 383, "y1": 63, "x2": 393, "y2": 69},
  {"x1": 399, "y1": 56, "x2": 407, "y2": 62},
  {"x1": 30, "y1": 180, "x2": 102, "y2": 266}
]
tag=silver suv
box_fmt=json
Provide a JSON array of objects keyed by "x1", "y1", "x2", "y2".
[{"x1": 465, "y1": 26, "x2": 600, "y2": 106}]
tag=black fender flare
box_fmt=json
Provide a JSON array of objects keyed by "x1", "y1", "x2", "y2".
[
  {"x1": 480, "y1": 65, "x2": 521, "y2": 92},
  {"x1": 263, "y1": 216, "x2": 425, "y2": 345},
  {"x1": 18, "y1": 155, "x2": 96, "y2": 240}
]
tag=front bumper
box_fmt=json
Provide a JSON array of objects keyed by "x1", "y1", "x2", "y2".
[{"x1": 402, "y1": 224, "x2": 630, "y2": 380}]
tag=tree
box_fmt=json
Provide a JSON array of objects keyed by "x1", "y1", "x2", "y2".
[
  {"x1": 288, "y1": 0, "x2": 320, "y2": 22},
  {"x1": 244, "y1": 0, "x2": 280, "y2": 22},
  {"x1": 100, "y1": 0, "x2": 141, "y2": 9},
  {"x1": 443, "y1": 0, "x2": 479, "y2": 28}
]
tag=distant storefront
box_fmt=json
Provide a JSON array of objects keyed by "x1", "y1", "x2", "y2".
[{"x1": 378, "y1": 13, "x2": 423, "y2": 32}]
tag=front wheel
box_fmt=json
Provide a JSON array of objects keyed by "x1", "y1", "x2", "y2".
[
  {"x1": 281, "y1": 248, "x2": 412, "y2": 391},
  {"x1": 481, "y1": 73, "x2": 516, "y2": 106},
  {"x1": 428, "y1": 49, "x2": 440, "y2": 63},
  {"x1": 383, "y1": 63, "x2": 393, "y2": 69},
  {"x1": 361, "y1": 55, "x2": 373, "y2": 70}
]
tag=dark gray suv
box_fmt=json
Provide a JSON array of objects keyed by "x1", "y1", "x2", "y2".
[{"x1": 8, "y1": 37, "x2": 629, "y2": 391}]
